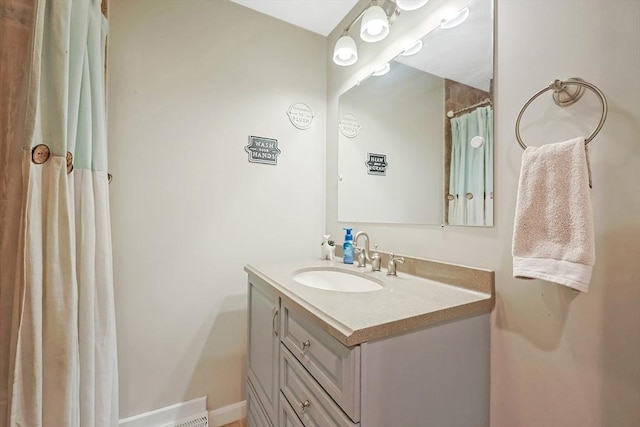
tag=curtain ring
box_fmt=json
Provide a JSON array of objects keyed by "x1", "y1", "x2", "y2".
[{"x1": 66, "y1": 152, "x2": 74, "y2": 174}]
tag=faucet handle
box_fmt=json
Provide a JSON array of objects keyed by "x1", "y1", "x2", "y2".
[
  {"x1": 370, "y1": 244, "x2": 381, "y2": 272},
  {"x1": 387, "y1": 252, "x2": 405, "y2": 276}
]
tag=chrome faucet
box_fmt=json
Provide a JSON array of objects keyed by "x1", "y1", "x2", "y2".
[{"x1": 353, "y1": 231, "x2": 372, "y2": 268}]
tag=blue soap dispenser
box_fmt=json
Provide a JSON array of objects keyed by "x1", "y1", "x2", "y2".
[{"x1": 343, "y1": 228, "x2": 354, "y2": 264}]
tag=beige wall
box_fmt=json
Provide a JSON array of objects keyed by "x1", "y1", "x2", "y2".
[
  {"x1": 107, "y1": 0, "x2": 326, "y2": 417},
  {"x1": 326, "y1": 0, "x2": 640, "y2": 426}
]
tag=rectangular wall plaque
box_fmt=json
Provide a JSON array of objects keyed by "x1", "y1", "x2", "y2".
[
  {"x1": 245, "y1": 135, "x2": 281, "y2": 165},
  {"x1": 366, "y1": 152, "x2": 388, "y2": 176}
]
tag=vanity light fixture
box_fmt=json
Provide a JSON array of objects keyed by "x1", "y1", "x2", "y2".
[
  {"x1": 440, "y1": 7, "x2": 470, "y2": 29},
  {"x1": 372, "y1": 62, "x2": 391, "y2": 76},
  {"x1": 401, "y1": 39, "x2": 423, "y2": 56},
  {"x1": 332, "y1": 0, "x2": 400, "y2": 66},
  {"x1": 395, "y1": 0, "x2": 430, "y2": 11},
  {"x1": 360, "y1": 4, "x2": 390, "y2": 42},
  {"x1": 333, "y1": 35, "x2": 359, "y2": 66}
]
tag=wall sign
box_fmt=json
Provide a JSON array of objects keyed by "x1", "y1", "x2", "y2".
[
  {"x1": 366, "y1": 153, "x2": 388, "y2": 176},
  {"x1": 338, "y1": 113, "x2": 361, "y2": 138},
  {"x1": 287, "y1": 103, "x2": 314, "y2": 130},
  {"x1": 245, "y1": 135, "x2": 281, "y2": 165}
]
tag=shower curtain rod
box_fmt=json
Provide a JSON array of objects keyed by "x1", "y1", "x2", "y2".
[{"x1": 447, "y1": 98, "x2": 492, "y2": 118}]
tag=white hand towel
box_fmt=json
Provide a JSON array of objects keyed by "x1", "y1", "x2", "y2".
[{"x1": 512, "y1": 136, "x2": 595, "y2": 292}]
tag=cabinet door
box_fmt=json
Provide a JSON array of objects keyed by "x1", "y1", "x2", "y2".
[
  {"x1": 248, "y1": 381, "x2": 273, "y2": 427},
  {"x1": 248, "y1": 277, "x2": 280, "y2": 425}
]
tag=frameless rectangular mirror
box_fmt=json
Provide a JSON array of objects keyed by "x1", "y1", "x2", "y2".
[{"x1": 337, "y1": 0, "x2": 494, "y2": 226}]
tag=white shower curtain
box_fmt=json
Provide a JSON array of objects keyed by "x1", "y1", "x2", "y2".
[
  {"x1": 448, "y1": 105, "x2": 494, "y2": 226},
  {"x1": 6, "y1": 0, "x2": 118, "y2": 426}
]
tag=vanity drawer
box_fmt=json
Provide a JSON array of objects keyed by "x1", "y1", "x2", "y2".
[
  {"x1": 280, "y1": 303, "x2": 361, "y2": 421},
  {"x1": 280, "y1": 345, "x2": 359, "y2": 427},
  {"x1": 248, "y1": 379, "x2": 273, "y2": 427},
  {"x1": 279, "y1": 393, "x2": 305, "y2": 427}
]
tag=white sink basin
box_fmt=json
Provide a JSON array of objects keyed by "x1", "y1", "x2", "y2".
[{"x1": 292, "y1": 268, "x2": 383, "y2": 292}]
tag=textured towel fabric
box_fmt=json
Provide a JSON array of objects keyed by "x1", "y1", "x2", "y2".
[{"x1": 512, "y1": 136, "x2": 595, "y2": 292}]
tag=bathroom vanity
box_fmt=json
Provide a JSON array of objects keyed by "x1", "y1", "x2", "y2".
[{"x1": 245, "y1": 258, "x2": 494, "y2": 427}]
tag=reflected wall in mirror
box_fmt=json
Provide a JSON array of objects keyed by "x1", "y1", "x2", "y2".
[{"x1": 337, "y1": 0, "x2": 494, "y2": 226}]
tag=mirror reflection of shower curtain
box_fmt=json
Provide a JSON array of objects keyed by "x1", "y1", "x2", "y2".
[{"x1": 448, "y1": 106, "x2": 493, "y2": 226}]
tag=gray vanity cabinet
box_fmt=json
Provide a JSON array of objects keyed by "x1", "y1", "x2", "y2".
[
  {"x1": 247, "y1": 271, "x2": 490, "y2": 427},
  {"x1": 247, "y1": 278, "x2": 280, "y2": 426}
]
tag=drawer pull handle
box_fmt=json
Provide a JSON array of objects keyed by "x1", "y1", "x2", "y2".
[
  {"x1": 300, "y1": 340, "x2": 311, "y2": 351},
  {"x1": 272, "y1": 309, "x2": 279, "y2": 337},
  {"x1": 299, "y1": 400, "x2": 310, "y2": 412}
]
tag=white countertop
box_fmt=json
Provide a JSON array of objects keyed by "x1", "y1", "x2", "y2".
[{"x1": 245, "y1": 258, "x2": 494, "y2": 346}]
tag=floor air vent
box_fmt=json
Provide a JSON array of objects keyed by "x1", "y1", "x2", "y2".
[{"x1": 161, "y1": 412, "x2": 208, "y2": 427}]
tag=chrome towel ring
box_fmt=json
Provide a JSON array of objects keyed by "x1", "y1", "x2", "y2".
[{"x1": 515, "y1": 78, "x2": 608, "y2": 149}]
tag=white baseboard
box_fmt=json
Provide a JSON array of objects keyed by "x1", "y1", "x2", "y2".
[
  {"x1": 119, "y1": 397, "x2": 207, "y2": 427},
  {"x1": 119, "y1": 398, "x2": 246, "y2": 427},
  {"x1": 209, "y1": 401, "x2": 247, "y2": 427}
]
